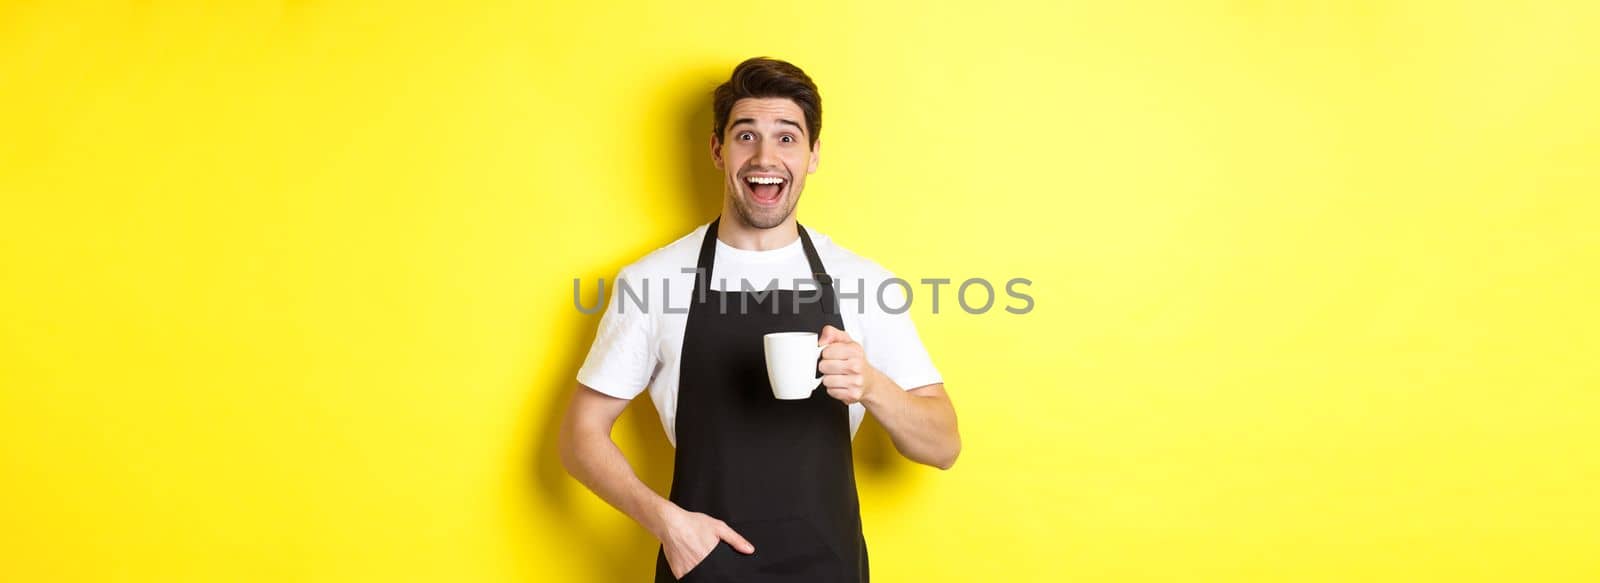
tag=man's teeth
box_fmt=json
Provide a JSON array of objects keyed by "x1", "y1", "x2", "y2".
[{"x1": 746, "y1": 176, "x2": 785, "y2": 185}]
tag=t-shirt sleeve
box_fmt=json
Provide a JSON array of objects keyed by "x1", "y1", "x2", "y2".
[
  {"x1": 862, "y1": 270, "x2": 944, "y2": 391},
  {"x1": 575, "y1": 267, "x2": 656, "y2": 399}
]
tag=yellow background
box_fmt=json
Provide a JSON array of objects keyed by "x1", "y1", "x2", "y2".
[{"x1": 3, "y1": 1, "x2": 1597, "y2": 581}]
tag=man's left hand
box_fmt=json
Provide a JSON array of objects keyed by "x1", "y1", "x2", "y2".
[{"x1": 817, "y1": 325, "x2": 880, "y2": 405}]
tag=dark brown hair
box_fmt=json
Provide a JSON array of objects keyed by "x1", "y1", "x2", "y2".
[{"x1": 712, "y1": 57, "x2": 821, "y2": 148}]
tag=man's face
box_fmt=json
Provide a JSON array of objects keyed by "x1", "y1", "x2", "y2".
[{"x1": 712, "y1": 97, "x2": 819, "y2": 229}]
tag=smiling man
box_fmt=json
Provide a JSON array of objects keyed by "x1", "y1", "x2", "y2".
[{"x1": 558, "y1": 57, "x2": 961, "y2": 582}]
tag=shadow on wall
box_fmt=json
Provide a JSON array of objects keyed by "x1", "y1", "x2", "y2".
[{"x1": 525, "y1": 67, "x2": 910, "y2": 582}]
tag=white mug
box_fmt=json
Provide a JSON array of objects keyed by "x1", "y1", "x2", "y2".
[{"x1": 763, "y1": 331, "x2": 827, "y2": 400}]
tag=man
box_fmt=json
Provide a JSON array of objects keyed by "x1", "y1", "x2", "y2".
[{"x1": 558, "y1": 57, "x2": 961, "y2": 582}]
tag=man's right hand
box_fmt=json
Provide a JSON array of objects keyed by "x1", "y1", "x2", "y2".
[
  {"x1": 653, "y1": 505, "x2": 755, "y2": 579},
  {"x1": 559, "y1": 387, "x2": 755, "y2": 578}
]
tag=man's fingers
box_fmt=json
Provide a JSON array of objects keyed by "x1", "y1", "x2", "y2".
[
  {"x1": 818, "y1": 359, "x2": 843, "y2": 375},
  {"x1": 818, "y1": 358, "x2": 859, "y2": 375},
  {"x1": 820, "y1": 343, "x2": 862, "y2": 361},
  {"x1": 818, "y1": 325, "x2": 851, "y2": 345},
  {"x1": 825, "y1": 387, "x2": 861, "y2": 404},
  {"x1": 821, "y1": 374, "x2": 863, "y2": 390},
  {"x1": 718, "y1": 524, "x2": 755, "y2": 554}
]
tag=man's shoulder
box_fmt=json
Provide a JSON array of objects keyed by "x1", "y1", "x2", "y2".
[{"x1": 615, "y1": 223, "x2": 707, "y2": 280}]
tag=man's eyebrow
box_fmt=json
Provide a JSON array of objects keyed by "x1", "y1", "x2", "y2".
[
  {"x1": 729, "y1": 117, "x2": 807, "y2": 135},
  {"x1": 775, "y1": 118, "x2": 804, "y2": 133}
]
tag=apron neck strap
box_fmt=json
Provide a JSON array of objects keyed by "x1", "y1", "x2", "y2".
[{"x1": 795, "y1": 222, "x2": 832, "y2": 288}]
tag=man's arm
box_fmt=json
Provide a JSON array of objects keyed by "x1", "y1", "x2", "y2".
[
  {"x1": 817, "y1": 326, "x2": 962, "y2": 470},
  {"x1": 557, "y1": 384, "x2": 754, "y2": 578}
]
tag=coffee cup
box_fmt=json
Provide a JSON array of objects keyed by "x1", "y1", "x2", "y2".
[{"x1": 763, "y1": 331, "x2": 827, "y2": 400}]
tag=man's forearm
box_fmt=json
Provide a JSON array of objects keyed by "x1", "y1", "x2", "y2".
[
  {"x1": 558, "y1": 426, "x2": 674, "y2": 538},
  {"x1": 859, "y1": 374, "x2": 961, "y2": 469}
]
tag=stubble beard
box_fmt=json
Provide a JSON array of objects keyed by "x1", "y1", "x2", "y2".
[{"x1": 727, "y1": 180, "x2": 802, "y2": 230}]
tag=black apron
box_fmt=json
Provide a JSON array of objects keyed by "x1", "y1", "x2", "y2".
[{"x1": 654, "y1": 218, "x2": 868, "y2": 582}]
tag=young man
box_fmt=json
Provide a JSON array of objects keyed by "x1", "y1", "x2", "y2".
[{"x1": 559, "y1": 57, "x2": 960, "y2": 582}]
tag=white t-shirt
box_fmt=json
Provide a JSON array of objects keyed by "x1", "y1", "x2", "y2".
[{"x1": 577, "y1": 222, "x2": 943, "y2": 446}]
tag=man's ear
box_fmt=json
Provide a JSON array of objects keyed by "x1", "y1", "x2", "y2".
[
  {"x1": 710, "y1": 132, "x2": 724, "y2": 170},
  {"x1": 808, "y1": 139, "x2": 820, "y2": 174}
]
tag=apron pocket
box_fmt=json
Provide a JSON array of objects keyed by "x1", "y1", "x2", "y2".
[
  {"x1": 718, "y1": 516, "x2": 843, "y2": 582},
  {"x1": 679, "y1": 541, "x2": 734, "y2": 582}
]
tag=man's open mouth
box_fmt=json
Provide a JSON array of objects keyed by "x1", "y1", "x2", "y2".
[{"x1": 743, "y1": 174, "x2": 787, "y2": 205}]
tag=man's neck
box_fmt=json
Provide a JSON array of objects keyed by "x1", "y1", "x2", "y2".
[{"x1": 716, "y1": 207, "x2": 800, "y2": 251}]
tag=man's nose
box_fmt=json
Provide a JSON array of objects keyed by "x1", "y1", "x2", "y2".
[{"x1": 753, "y1": 141, "x2": 780, "y2": 168}]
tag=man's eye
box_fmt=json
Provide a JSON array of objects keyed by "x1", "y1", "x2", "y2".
[
  {"x1": 781, "y1": 135, "x2": 794, "y2": 143},
  {"x1": 739, "y1": 132, "x2": 755, "y2": 141}
]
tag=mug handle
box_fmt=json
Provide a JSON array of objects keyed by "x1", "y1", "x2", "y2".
[{"x1": 812, "y1": 341, "x2": 828, "y2": 386}]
